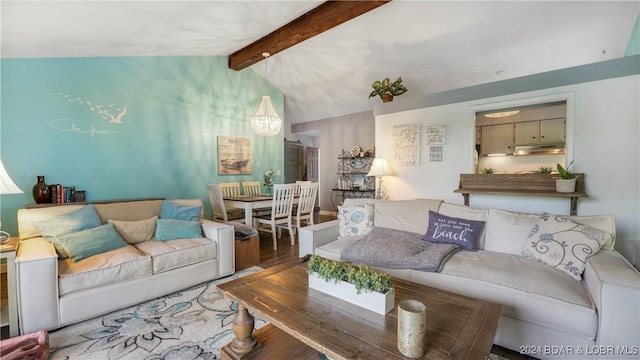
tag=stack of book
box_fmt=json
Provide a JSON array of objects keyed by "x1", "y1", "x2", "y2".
[{"x1": 48, "y1": 184, "x2": 75, "y2": 203}]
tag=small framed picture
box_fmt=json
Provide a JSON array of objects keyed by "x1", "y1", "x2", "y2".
[
  {"x1": 430, "y1": 146, "x2": 443, "y2": 162},
  {"x1": 74, "y1": 190, "x2": 86, "y2": 202},
  {"x1": 426, "y1": 125, "x2": 447, "y2": 145}
]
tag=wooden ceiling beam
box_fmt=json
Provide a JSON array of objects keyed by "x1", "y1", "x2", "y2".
[{"x1": 228, "y1": 0, "x2": 391, "y2": 71}]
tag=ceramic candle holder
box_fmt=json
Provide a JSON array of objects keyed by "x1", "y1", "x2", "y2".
[{"x1": 397, "y1": 299, "x2": 427, "y2": 358}]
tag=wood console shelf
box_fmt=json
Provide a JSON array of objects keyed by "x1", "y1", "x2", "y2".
[
  {"x1": 454, "y1": 173, "x2": 586, "y2": 215},
  {"x1": 26, "y1": 197, "x2": 165, "y2": 209}
]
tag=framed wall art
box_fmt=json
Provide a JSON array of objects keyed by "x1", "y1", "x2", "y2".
[
  {"x1": 392, "y1": 124, "x2": 421, "y2": 166},
  {"x1": 425, "y1": 125, "x2": 447, "y2": 145},
  {"x1": 430, "y1": 146, "x2": 443, "y2": 162},
  {"x1": 218, "y1": 136, "x2": 252, "y2": 175}
]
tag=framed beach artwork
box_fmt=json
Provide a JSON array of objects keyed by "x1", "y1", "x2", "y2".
[
  {"x1": 217, "y1": 136, "x2": 252, "y2": 175},
  {"x1": 392, "y1": 124, "x2": 421, "y2": 166}
]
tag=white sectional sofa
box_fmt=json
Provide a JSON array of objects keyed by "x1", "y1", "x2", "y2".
[
  {"x1": 299, "y1": 198, "x2": 640, "y2": 359},
  {"x1": 15, "y1": 199, "x2": 235, "y2": 334}
]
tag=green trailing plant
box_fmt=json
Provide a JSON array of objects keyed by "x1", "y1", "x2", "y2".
[
  {"x1": 368, "y1": 77, "x2": 408, "y2": 100},
  {"x1": 538, "y1": 165, "x2": 553, "y2": 174},
  {"x1": 556, "y1": 161, "x2": 574, "y2": 179},
  {"x1": 480, "y1": 168, "x2": 496, "y2": 174},
  {"x1": 307, "y1": 255, "x2": 393, "y2": 295}
]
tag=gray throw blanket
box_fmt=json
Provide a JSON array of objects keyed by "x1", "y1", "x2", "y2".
[{"x1": 341, "y1": 227, "x2": 461, "y2": 272}]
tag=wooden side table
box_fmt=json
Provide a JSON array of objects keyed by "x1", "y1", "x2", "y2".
[
  {"x1": 1, "y1": 237, "x2": 19, "y2": 336},
  {"x1": 235, "y1": 235, "x2": 259, "y2": 271}
]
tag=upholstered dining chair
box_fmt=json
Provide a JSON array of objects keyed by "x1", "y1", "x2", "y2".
[
  {"x1": 242, "y1": 181, "x2": 262, "y2": 196},
  {"x1": 207, "y1": 184, "x2": 245, "y2": 223},
  {"x1": 293, "y1": 182, "x2": 318, "y2": 239},
  {"x1": 254, "y1": 183, "x2": 296, "y2": 250},
  {"x1": 219, "y1": 182, "x2": 241, "y2": 197}
]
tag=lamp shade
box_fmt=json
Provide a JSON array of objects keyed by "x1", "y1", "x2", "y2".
[
  {"x1": 367, "y1": 158, "x2": 394, "y2": 177},
  {"x1": 250, "y1": 96, "x2": 282, "y2": 137},
  {"x1": 0, "y1": 160, "x2": 23, "y2": 194}
]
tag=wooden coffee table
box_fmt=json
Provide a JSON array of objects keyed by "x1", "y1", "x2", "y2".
[{"x1": 218, "y1": 260, "x2": 503, "y2": 360}]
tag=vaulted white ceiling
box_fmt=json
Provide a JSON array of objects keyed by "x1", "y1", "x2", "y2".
[{"x1": 2, "y1": 1, "x2": 638, "y2": 124}]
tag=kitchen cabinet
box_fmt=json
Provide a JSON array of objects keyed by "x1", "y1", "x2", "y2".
[
  {"x1": 515, "y1": 118, "x2": 565, "y2": 145},
  {"x1": 480, "y1": 123, "x2": 513, "y2": 155},
  {"x1": 539, "y1": 118, "x2": 565, "y2": 143}
]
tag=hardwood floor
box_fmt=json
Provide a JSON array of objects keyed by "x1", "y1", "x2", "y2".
[
  {"x1": 258, "y1": 212, "x2": 335, "y2": 268},
  {"x1": 255, "y1": 211, "x2": 535, "y2": 360}
]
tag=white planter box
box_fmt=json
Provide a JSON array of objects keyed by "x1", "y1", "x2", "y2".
[{"x1": 308, "y1": 272, "x2": 395, "y2": 315}]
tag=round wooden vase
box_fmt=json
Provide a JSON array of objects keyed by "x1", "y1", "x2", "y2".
[{"x1": 32, "y1": 175, "x2": 50, "y2": 203}]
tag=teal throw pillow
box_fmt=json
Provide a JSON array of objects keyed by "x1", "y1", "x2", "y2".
[
  {"x1": 154, "y1": 219, "x2": 203, "y2": 241},
  {"x1": 56, "y1": 223, "x2": 128, "y2": 262},
  {"x1": 32, "y1": 205, "x2": 103, "y2": 259},
  {"x1": 160, "y1": 200, "x2": 201, "y2": 221}
]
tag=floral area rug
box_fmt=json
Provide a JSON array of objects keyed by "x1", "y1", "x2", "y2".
[{"x1": 49, "y1": 267, "x2": 267, "y2": 360}]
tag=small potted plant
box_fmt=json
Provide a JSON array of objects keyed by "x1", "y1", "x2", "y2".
[
  {"x1": 556, "y1": 161, "x2": 576, "y2": 192},
  {"x1": 480, "y1": 167, "x2": 496, "y2": 174},
  {"x1": 263, "y1": 169, "x2": 275, "y2": 196},
  {"x1": 368, "y1": 77, "x2": 408, "y2": 102},
  {"x1": 307, "y1": 255, "x2": 394, "y2": 314},
  {"x1": 538, "y1": 165, "x2": 553, "y2": 174}
]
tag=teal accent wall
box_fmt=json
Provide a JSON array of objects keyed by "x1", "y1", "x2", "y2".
[
  {"x1": 626, "y1": 15, "x2": 640, "y2": 56},
  {"x1": 0, "y1": 56, "x2": 284, "y2": 234}
]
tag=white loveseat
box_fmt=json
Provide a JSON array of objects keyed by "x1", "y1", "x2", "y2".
[
  {"x1": 299, "y1": 198, "x2": 640, "y2": 359},
  {"x1": 15, "y1": 199, "x2": 235, "y2": 334}
]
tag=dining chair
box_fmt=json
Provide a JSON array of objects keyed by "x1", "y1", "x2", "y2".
[
  {"x1": 293, "y1": 182, "x2": 318, "y2": 238},
  {"x1": 242, "y1": 181, "x2": 262, "y2": 196},
  {"x1": 295, "y1": 180, "x2": 311, "y2": 195},
  {"x1": 207, "y1": 184, "x2": 245, "y2": 223},
  {"x1": 254, "y1": 183, "x2": 297, "y2": 250},
  {"x1": 219, "y1": 182, "x2": 241, "y2": 197}
]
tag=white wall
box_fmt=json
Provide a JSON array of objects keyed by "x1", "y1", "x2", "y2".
[
  {"x1": 375, "y1": 74, "x2": 639, "y2": 262},
  {"x1": 291, "y1": 111, "x2": 375, "y2": 213}
]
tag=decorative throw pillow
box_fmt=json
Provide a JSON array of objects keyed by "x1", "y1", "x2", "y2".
[
  {"x1": 337, "y1": 203, "x2": 374, "y2": 238},
  {"x1": 154, "y1": 219, "x2": 203, "y2": 241},
  {"x1": 159, "y1": 200, "x2": 201, "y2": 221},
  {"x1": 56, "y1": 223, "x2": 128, "y2": 262},
  {"x1": 32, "y1": 204, "x2": 103, "y2": 259},
  {"x1": 520, "y1": 214, "x2": 612, "y2": 280},
  {"x1": 422, "y1": 211, "x2": 486, "y2": 251},
  {"x1": 108, "y1": 216, "x2": 157, "y2": 244}
]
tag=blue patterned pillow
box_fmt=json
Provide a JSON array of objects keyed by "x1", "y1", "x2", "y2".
[
  {"x1": 57, "y1": 223, "x2": 128, "y2": 262},
  {"x1": 160, "y1": 200, "x2": 201, "y2": 221},
  {"x1": 154, "y1": 219, "x2": 203, "y2": 241},
  {"x1": 337, "y1": 203, "x2": 374, "y2": 238},
  {"x1": 520, "y1": 214, "x2": 611, "y2": 280},
  {"x1": 32, "y1": 205, "x2": 103, "y2": 259}
]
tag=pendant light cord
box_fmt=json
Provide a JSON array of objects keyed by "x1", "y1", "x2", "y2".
[{"x1": 262, "y1": 52, "x2": 270, "y2": 94}]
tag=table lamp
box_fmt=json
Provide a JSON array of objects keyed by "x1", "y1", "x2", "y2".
[
  {"x1": 0, "y1": 160, "x2": 23, "y2": 243},
  {"x1": 367, "y1": 158, "x2": 394, "y2": 200}
]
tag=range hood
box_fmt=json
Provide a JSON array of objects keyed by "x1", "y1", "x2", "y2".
[{"x1": 513, "y1": 144, "x2": 565, "y2": 156}]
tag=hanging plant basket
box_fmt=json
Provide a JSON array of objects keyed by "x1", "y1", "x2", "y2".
[
  {"x1": 369, "y1": 77, "x2": 407, "y2": 102},
  {"x1": 381, "y1": 94, "x2": 393, "y2": 102}
]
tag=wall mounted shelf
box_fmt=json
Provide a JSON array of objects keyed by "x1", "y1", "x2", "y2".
[{"x1": 454, "y1": 173, "x2": 586, "y2": 215}]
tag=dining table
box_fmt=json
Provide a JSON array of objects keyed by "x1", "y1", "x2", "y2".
[{"x1": 223, "y1": 194, "x2": 298, "y2": 225}]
